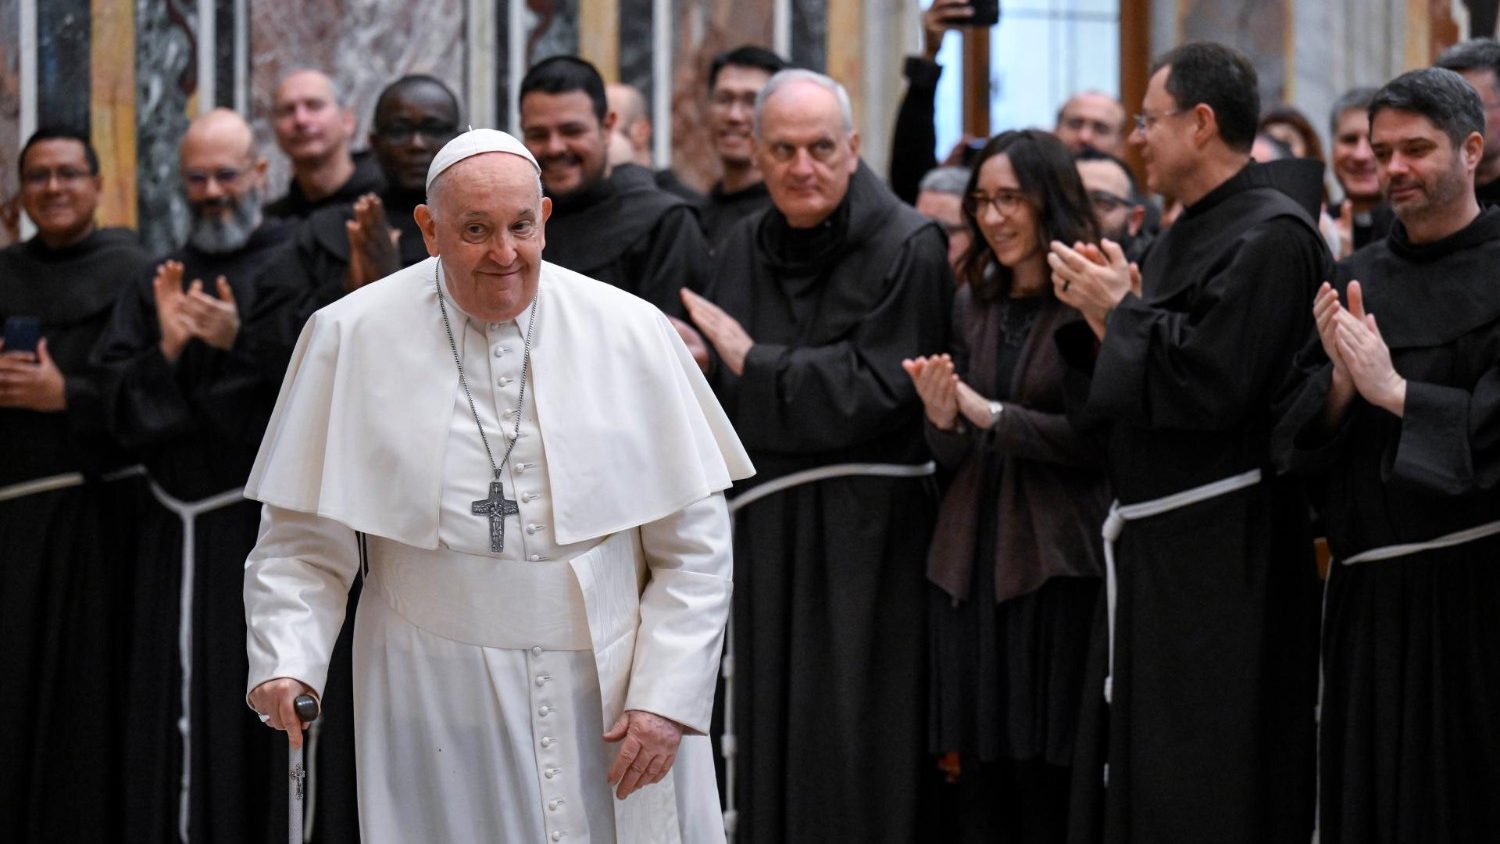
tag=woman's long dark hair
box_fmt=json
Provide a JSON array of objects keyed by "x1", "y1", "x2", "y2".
[{"x1": 955, "y1": 130, "x2": 1099, "y2": 302}]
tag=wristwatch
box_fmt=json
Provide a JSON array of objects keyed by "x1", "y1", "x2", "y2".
[{"x1": 988, "y1": 400, "x2": 1004, "y2": 428}]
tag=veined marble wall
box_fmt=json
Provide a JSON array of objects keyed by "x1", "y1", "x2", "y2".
[
  {"x1": 250, "y1": 0, "x2": 467, "y2": 207},
  {"x1": 135, "y1": 0, "x2": 197, "y2": 254}
]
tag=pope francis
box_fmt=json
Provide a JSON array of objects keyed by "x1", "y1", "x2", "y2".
[{"x1": 243, "y1": 129, "x2": 752, "y2": 843}]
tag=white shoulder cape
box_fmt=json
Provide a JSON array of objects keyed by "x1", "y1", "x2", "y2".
[{"x1": 246, "y1": 257, "x2": 754, "y2": 547}]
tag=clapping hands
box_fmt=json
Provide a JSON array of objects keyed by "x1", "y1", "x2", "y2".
[
  {"x1": 1313, "y1": 280, "x2": 1406, "y2": 417},
  {"x1": 152, "y1": 260, "x2": 241, "y2": 361}
]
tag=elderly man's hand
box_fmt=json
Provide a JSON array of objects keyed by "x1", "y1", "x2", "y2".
[
  {"x1": 604, "y1": 709, "x2": 684, "y2": 800},
  {"x1": 681, "y1": 289, "x2": 753, "y2": 375},
  {"x1": 667, "y1": 315, "x2": 711, "y2": 372},
  {"x1": 0, "y1": 338, "x2": 66, "y2": 411},
  {"x1": 248, "y1": 677, "x2": 318, "y2": 750}
]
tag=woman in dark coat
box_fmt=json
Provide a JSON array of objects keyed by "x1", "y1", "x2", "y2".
[{"x1": 902, "y1": 130, "x2": 1111, "y2": 842}]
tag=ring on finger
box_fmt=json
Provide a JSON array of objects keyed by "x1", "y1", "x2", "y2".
[
  {"x1": 1063, "y1": 280, "x2": 1072, "y2": 292},
  {"x1": 257, "y1": 712, "x2": 271, "y2": 724}
]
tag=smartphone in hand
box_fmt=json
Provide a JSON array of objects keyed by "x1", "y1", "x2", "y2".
[
  {"x1": 961, "y1": 0, "x2": 1000, "y2": 27},
  {"x1": 3, "y1": 315, "x2": 41, "y2": 355}
]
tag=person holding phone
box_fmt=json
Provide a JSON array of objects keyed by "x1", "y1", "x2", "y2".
[{"x1": 0, "y1": 127, "x2": 154, "y2": 840}]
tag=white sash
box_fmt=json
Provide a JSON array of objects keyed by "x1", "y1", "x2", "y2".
[
  {"x1": 1100, "y1": 468, "x2": 1263, "y2": 704},
  {"x1": 365, "y1": 534, "x2": 599, "y2": 651}
]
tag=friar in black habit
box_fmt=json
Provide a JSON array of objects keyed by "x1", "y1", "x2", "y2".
[
  {"x1": 1048, "y1": 42, "x2": 1326, "y2": 844},
  {"x1": 682, "y1": 68, "x2": 953, "y2": 844},
  {"x1": 92, "y1": 108, "x2": 299, "y2": 844},
  {"x1": 1278, "y1": 67, "x2": 1500, "y2": 844},
  {"x1": 0, "y1": 127, "x2": 153, "y2": 841},
  {"x1": 519, "y1": 56, "x2": 712, "y2": 321}
]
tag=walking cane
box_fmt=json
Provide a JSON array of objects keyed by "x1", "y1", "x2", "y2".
[{"x1": 289, "y1": 694, "x2": 320, "y2": 844}]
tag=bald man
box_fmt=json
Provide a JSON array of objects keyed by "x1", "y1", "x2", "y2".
[
  {"x1": 1055, "y1": 90, "x2": 1128, "y2": 155},
  {"x1": 606, "y1": 80, "x2": 702, "y2": 202},
  {"x1": 92, "y1": 108, "x2": 301, "y2": 842},
  {"x1": 266, "y1": 69, "x2": 385, "y2": 219}
]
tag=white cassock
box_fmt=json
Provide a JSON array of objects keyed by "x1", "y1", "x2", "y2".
[{"x1": 242, "y1": 257, "x2": 753, "y2": 843}]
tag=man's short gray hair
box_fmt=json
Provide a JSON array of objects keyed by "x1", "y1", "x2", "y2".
[
  {"x1": 1328, "y1": 86, "x2": 1378, "y2": 137},
  {"x1": 753, "y1": 69, "x2": 855, "y2": 138},
  {"x1": 917, "y1": 166, "x2": 970, "y2": 197}
]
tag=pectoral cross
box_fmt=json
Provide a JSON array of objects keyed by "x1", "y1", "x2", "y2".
[{"x1": 472, "y1": 479, "x2": 521, "y2": 552}]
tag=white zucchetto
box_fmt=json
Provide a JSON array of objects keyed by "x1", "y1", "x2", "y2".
[{"x1": 426, "y1": 128, "x2": 540, "y2": 192}]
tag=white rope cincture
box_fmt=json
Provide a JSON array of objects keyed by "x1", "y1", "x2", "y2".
[
  {"x1": 720, "y1": 460, "x2": 937, "y2": 841},
  {"x1": 1340, "y1": 519, "x2": 1500, "y2": 565},
  {"x1": 0, "y1": 463, "x2": 145, "y2": 502},
  {"x1": 1099, "y1": 468, "x2": 1263, "y2": 706},
  {"x1": 147, "y1": 481, "x2": 246, "y2": 844}
]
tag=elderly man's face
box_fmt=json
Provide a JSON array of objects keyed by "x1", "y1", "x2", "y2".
[
  {"x1": 271, "y1": 71, "x2": 354, "y2": 165},
  {"x1": 1056, "y1": 93, "x2": 1126, "y2": 155},
  {"x1": 20, "y1": 138, "x2": 101, "y2": 246},
  {"x1": 416, "y1": 153, "x2": 551, "y2": 322},
  {"x1": 520, "y1": 90, "x2": 614, "y2": 200},
  {"x1": 1332, "y1": 108, "x2": 1380, "y2": 204},
  {"x1": 755, "y1": 80, "x2": 860, "y2": 228}
]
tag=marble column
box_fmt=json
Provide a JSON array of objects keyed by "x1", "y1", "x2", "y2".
[
  {"x1": 37, "y1": 0, "x2": 91, "y2": 133},
  {"x1": 619, "y1": 0, "x2": 654, "y2": 109},
  {"x1": 92, "y1": 0, "x2": 137, "y2": 230},
  {"x1": 135, "y1": 0, "x2": 196, "y2": 255},
  {"x1": 527, "y1": 0, "x2": 581, "y2": 64},
  {"x1": 1, "y1": 0, "x2": 20, "y2": 246},
  {"x1": 249, "y1": 0, "x2": 466, "y2": 201}
]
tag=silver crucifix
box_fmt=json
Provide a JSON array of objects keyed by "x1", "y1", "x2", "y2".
[{"x1": 472, "y1": 480, "x2": 521, "y2": 552}]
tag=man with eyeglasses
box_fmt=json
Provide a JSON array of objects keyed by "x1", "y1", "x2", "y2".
[
  {"x1": 266, "y1": 69, "x2": 386, "y2": 220},
  {"x1": 1435, "y1": 39, "x2": 1500, "y2": 206},
  {"x1": 914, "y1": 165, "x2": 970, "y2": 271},
  {"x1": 91, "y1": 107, "x2": 300, "y2": 843},
  {"x1": 1048, "y1": 42, "x2": 1325, "y2": 844},
  {"x1": 1055, "y1": 91, "x2": 1129, "y2": 156},
  {"x1": 519, "y1": 56, "x2": 712, "y2": 321},
  {"x1": 257, "y1": 74, "x2": 461, "y2": 334},
  {"x1": 681, "y1": 68, "x2": 951, "y2": 844},
  {"x1": 698, "y1": 45, "x2": 788, "y2": 253},
  {"x1": 0, "y1": 127, "x2": 154, "y2": 840},
  {"x1": 1073, "y1": 147, "x2": 1154, "y2": 260}
]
